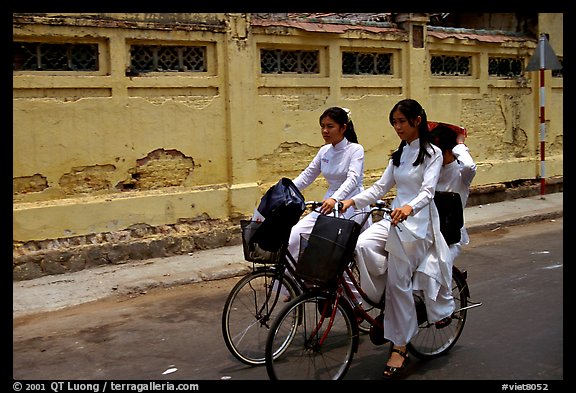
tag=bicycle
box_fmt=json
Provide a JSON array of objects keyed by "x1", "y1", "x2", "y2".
[
  {"x1": 222, "y1": 200, "x2": 328, "y2": 366},
  {"x1": 264, "y1": 200, "x2": 483, "y2": 380}
]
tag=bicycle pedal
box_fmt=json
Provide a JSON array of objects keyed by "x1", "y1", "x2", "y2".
[{"x1": 435, "y1": 316, "x2": 452, "y2": 329}]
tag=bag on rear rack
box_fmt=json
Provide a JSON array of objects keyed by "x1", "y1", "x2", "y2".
[
  {"x1": 295, "y1": 214, "x2": 361, "y2": 288},
  {"x1": 242, "y1": 178, "x2": 306, "y2": 262}
]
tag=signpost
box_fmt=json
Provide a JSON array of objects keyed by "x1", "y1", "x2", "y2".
[{"x1": 525, "y1": 33, "x2": 562, "y2": 196}]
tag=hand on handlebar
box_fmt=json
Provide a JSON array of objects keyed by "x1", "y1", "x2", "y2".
[
  {"x1": 339, "y1": 199, "x2": 354, "y2": 214},
  {"x1": 390, "y1": 205, "x2": 413, "y2": 226},
  {"x1": 320, "y1": 198, "x2": 337, "y2": 215}
]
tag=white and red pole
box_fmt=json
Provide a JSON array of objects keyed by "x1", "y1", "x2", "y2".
[
  {"x1": 526, "y1": 33, "x2": 561, "y2": 197},
  {"x1": 538, "y1": 35, "x2": 546, "y2": 196}
]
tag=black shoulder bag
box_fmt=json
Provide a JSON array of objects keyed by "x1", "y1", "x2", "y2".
[
  {"x1": 295, "y1": 214, "x2": 362, "y2": 288},
  {"x1": 434, "y1": 191, "x2": 464, "y2": 245}
]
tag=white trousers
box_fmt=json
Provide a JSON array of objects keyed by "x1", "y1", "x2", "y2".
[
  {"x1": 355, "y1": 219, "x2": 432, "y2": 346},
  {"x1": 418, "y1": 244, "x2": 460, "y2": 322},
  {"x1": 288, "y1": 212, "x2": 319, "y2": 261}
]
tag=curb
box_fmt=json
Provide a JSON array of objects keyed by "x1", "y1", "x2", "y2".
[{"x1": 466, "y1": 210, "x2": 563, "y2": 235}]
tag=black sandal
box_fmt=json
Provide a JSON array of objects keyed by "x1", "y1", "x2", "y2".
[{"x1": 383, "y1": 347, "x2": 408, "y2": 378}]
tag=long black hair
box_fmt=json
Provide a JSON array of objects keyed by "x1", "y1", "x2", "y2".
[
  {"x1": 319, "y1": 107, "x2": 359, "y2": 143},
  {"x1": 389, "y1": 99, "x2": 434, "y2": 167}
]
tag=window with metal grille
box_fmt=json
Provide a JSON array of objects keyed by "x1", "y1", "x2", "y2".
[
  {"x1": 260, "y1": 49, "x2": 319, "y2": 74},
  {"x1": 430, "y1": 55, "x2": 471, "y2": 76},
  {"x1": 488, "y1": 57, "x2": 524, "y2": 77},
  {"x1": 129, "y1": 45, "x2": 207, "y2": 73},
  {"x1": 342, "y1": 52, "x2": 392, "y2": 75},
  {"x1": 552, "y1": 58, "x2": 563, "y2": 78},
  {"x1": 13, "y1": 42, "x2": 98, "y2": 71}
]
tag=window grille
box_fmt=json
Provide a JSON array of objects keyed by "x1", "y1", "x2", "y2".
[
  {"x1": 260, "y1": 49, "x2": 319, "y2": 74},
  {"x1": 430, "y1": 55, "x2": 471, "y2": 76},
  {"x1": 488, "y1": 57, "x2": 524, "y2": 77},
  {"x1": 342, "y1": 52, "x2": 392, "y2": 75},
  {"x1": 13, "y1": 42, "x2": 98, "y2": 71},
  {"x1": 129, "y1": 45, "x2": 207, "y2": 73}
]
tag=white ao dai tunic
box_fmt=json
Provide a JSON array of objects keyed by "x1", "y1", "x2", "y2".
[
  {"x1": 288, "y1": 138, "x2": 369, "y2": 259},
  {"x1": 352, "y1": 139, "x2": 445, "y2": 345}
]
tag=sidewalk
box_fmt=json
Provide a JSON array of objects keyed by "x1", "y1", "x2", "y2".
[{"x1": 13, "y1": 192, "x2": 563, "y2": 318}]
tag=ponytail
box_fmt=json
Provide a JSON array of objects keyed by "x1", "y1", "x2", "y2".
[{"x1": 344, "y1": 119, "x2": 359, "y2": 143}]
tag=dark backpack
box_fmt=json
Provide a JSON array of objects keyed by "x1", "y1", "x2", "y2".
[
  {"x1": 434, "y1": 191, "x2": 464, "y2": 245},
  {"x1": 251, "y1": 178, "x2": 306, "y2": 251}
]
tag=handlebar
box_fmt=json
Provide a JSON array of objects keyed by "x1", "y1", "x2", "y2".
[
  {"x1": 305, "y1": 199, "x2": 399, "y2": 230},
  {"x1": 305, "y1": 200, "x2": 392, "y2": 214},
  {"x1": 305, "y1": 200, "x2": 323, "y2": 210},
  {"x1": 371, "y1": 200, "x2": 392, "y2": 214}
]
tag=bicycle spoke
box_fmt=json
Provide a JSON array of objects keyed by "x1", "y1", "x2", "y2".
[{"x1": 222, "y1": 269, "x2": 299, "y2": 366}]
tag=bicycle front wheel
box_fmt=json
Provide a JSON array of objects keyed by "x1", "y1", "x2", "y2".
[
  {"x1": 265, "y1": 291, "x2": 358, "y2": 380},
  {"x1": 407, "y1": 266, "x2": 468, "y2": 359},
  {"x1": 221, "y1": 267, "x2": 300, "y2": 366},
  {"x1": 348, "y1": 262, "x2": 380, "y2": 334}
]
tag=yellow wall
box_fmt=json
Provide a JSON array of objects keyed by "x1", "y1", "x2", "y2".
[{"x1": 13, "y1": 13, "x2": 563, "y2": 242}]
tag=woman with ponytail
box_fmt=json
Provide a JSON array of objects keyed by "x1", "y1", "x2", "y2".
[
  {"x1": 287, "y1": 106, "x2": 370, "y2": 263},
  {"x1": 341, "y1": 99, "x2": 447, "y2": 378}
]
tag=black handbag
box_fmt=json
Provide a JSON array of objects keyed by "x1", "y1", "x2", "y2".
[
  {"x1": 434, "y1": 191, "x2": 464, "y2": 245},
  {"x1": 295, "y1": 214, "x2": 362, "y2": 288},
  {"x1": 251, "y1": 178, "x2": 306, "y2": 252}
]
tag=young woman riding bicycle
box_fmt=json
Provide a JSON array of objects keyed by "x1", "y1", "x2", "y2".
[{"x1": 340, "y1": 98, "x2": 448, "y2": 378}]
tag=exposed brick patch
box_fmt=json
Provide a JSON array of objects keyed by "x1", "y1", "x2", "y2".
[
  {"x1": 13, "y1": 174, "x2": 49, "y2": 195},
  {"x1": 117, "y1": 148, "x2": 194, "y2": 191},
  {"x1": 59, "y1": 164, "x2": 116, "y2": 194},
  {"x1": 256, "y1": 142, "x2": 317, "y2": 184}
]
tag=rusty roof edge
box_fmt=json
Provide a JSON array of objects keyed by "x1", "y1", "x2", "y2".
[
  {"x1": 288, "y1": 17, "x2": 395, "y2": 28},
  {"x1": 427, "y1": 26, "x2": 537, "y2": 42},
  {"x1": 251, "y1": 17, "x2": 403, "y2": 34},
  {"x1": 13, "y1": 14, "x2": 228, "y2": 32}
]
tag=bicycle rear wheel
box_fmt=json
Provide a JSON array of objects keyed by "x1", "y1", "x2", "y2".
[
  {"x1": 265, "y1": 291, "x2": 358, "y2": 380},
  {"x1": 407, "y1": 266, "x2": 468, "y2": 359},
  {"x1": 222, "y1": 266, "x2": 300, "y2": 366}
]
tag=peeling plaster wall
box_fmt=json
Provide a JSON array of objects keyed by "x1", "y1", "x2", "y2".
[{"x1": 13, "y1": 13, "x2": 563, "y2": 244}]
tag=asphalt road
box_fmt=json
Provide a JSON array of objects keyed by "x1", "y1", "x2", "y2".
[{"x1": 12, "y1": 218, "x2": 563, "y2": 383}]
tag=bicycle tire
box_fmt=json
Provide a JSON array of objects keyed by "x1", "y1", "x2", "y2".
[
  {"x1": 265, "y1": 290, "x2": 359, "y2": 380},
  {"x1": 407, "y1": 266, "x2": 468, "y2": 359},
  {"x1": 221, "y1": 266, "x2": 300, "y2": 366}
]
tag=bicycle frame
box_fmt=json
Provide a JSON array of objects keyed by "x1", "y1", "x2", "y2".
[
  {"x1": 323, "y1": 262, "x2": 482, "y2": 336},
  {"x1": 248, "y1": 202, "x2": 330, "y2": 317},
  {"x1": 264, "y1": 201, "x2": 484, "y2": 379}
]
